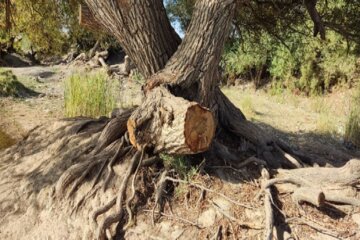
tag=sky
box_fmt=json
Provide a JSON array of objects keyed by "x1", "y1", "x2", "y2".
[
  {"x1": 171, "y1": 20, "x2": 184, "y2": 38},
  {"x1": 163, "y1": 0, "x2": 185, "y2": 38}
]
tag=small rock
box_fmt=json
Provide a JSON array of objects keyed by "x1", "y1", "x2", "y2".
[
  {"x1": 352, "y1": 213, "x2": 360, "y2": 228},
  {"x1": 212, "y1": 198, "x2": 231, "y2": 215},
  {"x1": 198, "y1": 208, "x2": 216, "y2": 227}
]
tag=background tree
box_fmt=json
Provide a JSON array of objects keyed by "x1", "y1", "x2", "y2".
[{"x1": 167, "y1": 0, "x2": 360, "y2": 94}]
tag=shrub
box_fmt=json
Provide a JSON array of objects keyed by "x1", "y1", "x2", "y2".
[
  {"x1": 0, "y1": 69, "x2": 38, "y2": 97},
  {"x1": 64, "y1": 70, "x2": 116, "y2": 118},
  {"x1": 160, "y1": 153, "x2": 198, "y2": 181},
  {"x1": 222, "y1": 26, "x2": 359, "y2": 96}
]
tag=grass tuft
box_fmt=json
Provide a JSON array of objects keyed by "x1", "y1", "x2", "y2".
[
  {"x1": 315, "y1": 112, "x2": 337, "y2": 136},
  {"x1": 240, "y1": 95, "x2": 255, "y2": 118},
  {"x1": 344, "y1": 85, "x2": 360, "y2": 147},
  {"x1": 64, "y1": 70, "x2": 116, "y2": 118},
  {"x1": 160, "y1": 153, "x2": 198, "y2": 181}
]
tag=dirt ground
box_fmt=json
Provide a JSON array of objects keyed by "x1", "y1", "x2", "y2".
[{"x1": 0, "y1": 66, "x2": 360, "y2": 239}]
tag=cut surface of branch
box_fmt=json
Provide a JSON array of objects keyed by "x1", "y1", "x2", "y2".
[{"x1": 127, "y1": 87, "x2": 215, "y2": 154}]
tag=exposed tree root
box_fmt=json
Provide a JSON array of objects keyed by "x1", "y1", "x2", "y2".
[
  {"x1": 164, "y1": 177, "x2": 255, "y2": 209},
  {"x1": 96, "y1": 150, "x2": 142, "y2": 240},
  {"x1": 1, "y1": 104, "x2": 359, "y2": 240},
  {"x1": 263, "y1": 159, "x2": 360, "y2": 207},
  {"x1": 261, "y1": 168, "x2": 274, "y2": 240},
  {"x1": 124, "y1": 149, "x2": 145, "y2": 230},
  {"x1": 152, "y1": 169, "x2": 169, "y2": 226}
]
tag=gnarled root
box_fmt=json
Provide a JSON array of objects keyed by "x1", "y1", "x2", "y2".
[{"x1": 264, "y1": 159, "x2": 360, "y2": 207}]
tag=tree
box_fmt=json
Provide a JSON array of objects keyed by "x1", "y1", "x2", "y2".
[{"x1": 2, "y1": 1, "x2": 360, "y2": 240}]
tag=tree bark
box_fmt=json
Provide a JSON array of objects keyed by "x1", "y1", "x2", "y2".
[
  {"x1": 81, "y1": 0, "x2": 275, "y2": 157},
  {"x1": 128, "y1": 87, "x2": 215, "y2": 154},
  {"x1": 82, "y1": 0, "x2": 181, "y2": 77}
]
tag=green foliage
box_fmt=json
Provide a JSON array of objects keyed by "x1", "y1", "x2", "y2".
[
  {"x1": 64, "y1": 70, "x2": 116, "y2": 118},
  {"x1": 168, "y1": 0, "x2": 360, "y2": 94},
  {"x1": 224, "y1": 26, "x2": 359, "y2": 95},
  {"x1": 0, "y1": 0, "x2": 110, "y2": 57},
  {"x1": 130, "y1": 70, "x2": 145, "y2": 84},
  {"x1": 345, "y1": 85, "x2": 360, "y2": 147},
  {"x1": 0, "y1": 68, "x2": 37, "y2": 97},
  {"x1": 160, "y1": 153, "x2": 198, "y2": 181},
  {"x1": 166, "y1": 0, "x2": 195, "y2": 30}
]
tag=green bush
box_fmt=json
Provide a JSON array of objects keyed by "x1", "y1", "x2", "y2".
[
  {"x1": 160, "y1": 153, "x2": 198, "y2": 181},
  {"x1": 64, "y1": 70, "x2": 116, "y2": 118},
  {"x1": 0, "y1": 69, "x2": 38, "y2": 97},
  {"x1": 222, "y1": 25, "x2": 359, "y2": 96}
]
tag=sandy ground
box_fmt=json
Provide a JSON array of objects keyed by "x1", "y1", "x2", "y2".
[
  {"x1": 0, "y1": 66, "x2": 360, "y2": 239},
  {"x1": 0, "y1": 65, "x2": 69, "y2": 141}
]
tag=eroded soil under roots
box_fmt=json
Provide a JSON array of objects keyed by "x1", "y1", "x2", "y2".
[{"x1": 1, "y1": 112, "x2": 360, "y2": 240}]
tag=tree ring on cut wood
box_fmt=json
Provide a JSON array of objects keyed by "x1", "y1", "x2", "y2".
[{"x1": 185, "y1": 105, "x2": 215, "y2": 153}]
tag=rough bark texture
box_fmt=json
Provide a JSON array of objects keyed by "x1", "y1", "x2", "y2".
[
  {"x1": 304, "y1": 0, "x2": 326, "y2": 40},
  {"x1": 82, "y1": 0, "x2": 181, "y2": 77},
  {"x1": 79, "y1": 4, "x2": 103, "y2": 32},
  {"x1": 267, "y1": 159, "x2": 360, "y2": 206},
  {"x1": 81, "y1": 0, "x2": 276, "y2": 158},
  {"x1": 145, "y1": 0, "x2": 236, "y2": 107},
  {"x1": 127, "y1": 87, "x2": 215, "y2": 154}
]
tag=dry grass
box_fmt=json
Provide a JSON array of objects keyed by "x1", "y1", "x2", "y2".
[
  {"x1": 345, "y1": 85, "x2": 360, "y2": 147},
  {"x1": 222, "y1": 88, "x2": 256, "y2": 119},
  {"x1": 64, "y1": 70, "x2": 116, "y2": 118},
  {"x1": 315, "y1": 112, "x2": 337, "y2": 136}
]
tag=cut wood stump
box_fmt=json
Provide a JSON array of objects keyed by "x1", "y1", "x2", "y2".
[{"x1": 127, "y1": 87, "x2": 215, "y2": 154}]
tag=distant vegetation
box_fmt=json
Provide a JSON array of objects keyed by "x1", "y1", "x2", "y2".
[
  {"x1": 2, "y1": 1, "x2": 359, "y2": 96},
  {"x1": 167, "y1": 0, "x2": 360, "y2": 95},
  {"x1": 64, "y1": 71, "x2": 116, "y2": 118},
  {"x1": 0, "y1": 0, "x2": 121, "y2": 61}
]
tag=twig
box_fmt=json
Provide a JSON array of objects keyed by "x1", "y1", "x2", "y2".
[
  {"x1": 124, "y1": 148, "x2": 145, "y2": 229},
  {"x1": 210, "y1": 200, "x2": 262, "y2": 230},
  {"x1": 261, "y1": 168, "x2": 274, "y2": 240},
  {"x1": 196, "y1": 189, "x2": 205, "y2": 207},
  {"x1": 210, "y1": 225, "x2": 222, "y2": 240},
  {"x1": 144, "y1": 210, "x2": 204, "y2": 229},
  {"x1": 165, "y1": 177, "x2": 254, "y2": 209},
  {"x1": 152, "y1": 169, "x2": 168, "y2": 226},
  {"x1": 286, "y1": 217, "x2": 341, "y2": 239}
]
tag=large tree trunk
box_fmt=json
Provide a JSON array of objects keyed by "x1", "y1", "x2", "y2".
[
  {"x1": 2, "y1": 1, "x2": 358, "y2": 240},
  {"x1": 82, "y1": 0, "x2": 274, "y2": 158},
  {"x1": 81, "y1": 0, "x2": 181, "y2": 77}
]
